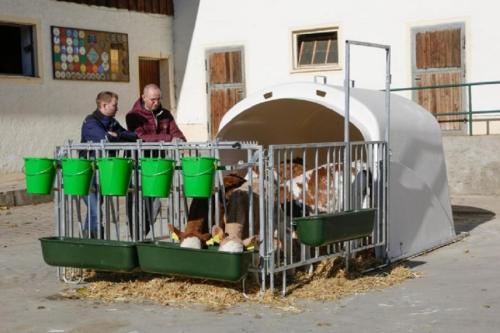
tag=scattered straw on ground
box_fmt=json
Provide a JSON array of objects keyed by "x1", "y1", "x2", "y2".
[{"x1": 60, "y1": 255, "x2": 421, "y2": 312}]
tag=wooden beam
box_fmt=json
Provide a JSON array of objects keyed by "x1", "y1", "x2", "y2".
[{"x1": 56, "y1": 0, "x2": 173, "y2": 15}]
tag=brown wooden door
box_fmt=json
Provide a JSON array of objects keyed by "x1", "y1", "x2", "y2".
[
  {"x1": 206, "y1": 47, "x2": 245, "y2": 138},
  {"x1": 412, "y1": 24, "x2": 465, "y2": 131},
  {"x1": 139, "y1": 58, "x2": 160, "y2": 95}
]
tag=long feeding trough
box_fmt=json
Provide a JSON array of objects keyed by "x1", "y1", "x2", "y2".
[{"x1": 216, "y1": 81, "x2": 456, "y2": 261}]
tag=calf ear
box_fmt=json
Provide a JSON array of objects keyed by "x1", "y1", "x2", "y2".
[
  {"x1": 223, "y1": 173, "x2": 247, "y2": 191},
  {"x1": 200, "y1": 233, "x2": 212, "y2": 242},
  {"x1": 243, "y1": 235, "x2": 258, "y2": 247},
  {"x1": 168, "y1": 224, "x2": 182, "y2": 239}
]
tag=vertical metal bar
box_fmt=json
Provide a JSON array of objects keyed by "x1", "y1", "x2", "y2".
[
  {"x1": 326, "y1": 148, "x2": 331, "y2": 213},
  {"x1": 344, "y1": 40, "x2": 351, "y2": 213},
  {"x1": 282, "y1": 149, "x2": 288, "y2": 289},
  {"x1": 67, "y1": 146, "x2": 74, "y2": 237},
  {"x1": 468, "y1": 85, "x2": 473, "y2": 136},
  {"x1": 353, "y1": 145, "x2": 359, "y2": 209},
  {"x1": 384, "y1": 47, "x2": 392, "y2": 258},
  {"x1": 267, "y1": 146, "x2": 275, "y2": 293},
  {"x1": 314, "y1": 148, "x2": 319, "y2": 215},
  {"x1": 213, "y1": 143, "x2": 220, "y2": 230},
  {"x1": 343, "y1": 40, "x2": 351, "y2": 271},
  {"x1": 96, "y1": 141, "x2": 104, "y2": 240},
  {"x1": 54, "y1": 147, "x2": 62, "y2": 280},
  {"x1": 115, "y1": 196, "x2": 120, "y2": 240},
  {"x1": 247, "y1": 148, "x2": 254, "y2": 237},
  {"x1": 258, "y1": 146, "x2": 266, "y2": 292}
]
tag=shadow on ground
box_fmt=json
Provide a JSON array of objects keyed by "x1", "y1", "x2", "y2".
[{"x1": 452, "y1": 205, "x2": 496, "y2": 233}]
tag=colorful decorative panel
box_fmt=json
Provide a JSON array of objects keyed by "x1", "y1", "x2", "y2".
[{"x1": 51, "y1": 26, "x2": 129, "y2": 82}]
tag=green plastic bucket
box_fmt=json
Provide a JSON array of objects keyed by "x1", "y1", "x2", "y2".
[
  {"x1": 140, "y1": 158, "x2": 175, "y2": 198},
  {"x1": 181, "y1": 156, "x2": 218, "y2": 198},
  {"x1": 24, "y1": 157, "x2": 57, "y2": 195},
  {"x1": 62, "y1": 158, "x2": 93, "y2": 196},
  {"x1": 97, "y1": 157, "x2": 133, "y2": 196}
]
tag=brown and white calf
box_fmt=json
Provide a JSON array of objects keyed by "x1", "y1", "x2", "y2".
[{"x1": 278, "y1": 163, "x2": 371, "y2": 216}]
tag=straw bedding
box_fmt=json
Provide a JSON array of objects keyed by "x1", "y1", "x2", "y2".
[{"x1": 61, "y1": 255, "x2": 421, "y2": 312}]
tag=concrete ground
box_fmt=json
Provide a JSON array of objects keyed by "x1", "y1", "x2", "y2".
[{"x1": 0, "y1": 195, "x2": 499, "y2": 333}]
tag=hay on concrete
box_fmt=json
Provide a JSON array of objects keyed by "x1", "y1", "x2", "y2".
[{"x1": 63, "y1": 255, "x2": 421, "y2": 311}]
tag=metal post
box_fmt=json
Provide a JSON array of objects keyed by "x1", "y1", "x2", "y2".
[
  {"x1": 344, "y1": 40, "x2": 391, "y2": 267},
  {"x1": 468, "y1": 85, "x2": 473, "y2": 136},
  {"x1": 267, "y1": 147, "x2": 275, "y2": 293},
  {"x1": 344, "y1": 41, "x2": 352, "y2": 272},
  {"x1": 384, "y1": 47, "x2": 392, "y2": 260},
  {"x1": 258, "y1": 146, "x2": 266, "y2": 292},
  {"x1": 344, "y1": 41, "x2": 351, "y2": 213}
]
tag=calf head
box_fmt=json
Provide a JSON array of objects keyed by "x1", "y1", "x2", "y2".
[
  {"x1": 168, "y1": 218, "x2": 211, "y2": 249},
  {"x1": 211, "y1": 222, "x2": 258, "y2": 253}
]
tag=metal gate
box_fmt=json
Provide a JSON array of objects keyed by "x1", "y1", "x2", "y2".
[
  {"x1": 264, "y1": 141, "x2": 387, "y2": 293},
  {"x1": 52, "y1": 139, "x2": 386, "y2": 293}
]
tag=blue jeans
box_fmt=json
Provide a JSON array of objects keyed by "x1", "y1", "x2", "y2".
[
  {"x1": 82, "y1": 190, "x2": 100, "y2": 234},
  {"x1": 82, "y1": 178, "x2": 103, "y2": 237}
]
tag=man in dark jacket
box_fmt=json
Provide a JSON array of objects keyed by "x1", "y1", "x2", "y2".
[
  {"x1": 81, "y1": 91, "x2": 137, "y2": 238},
  {"x1": 81, "y1": 91, "x2": 137, "y2": 144},
  {"x1": 126, "y1": 84, "x2": 186, "y2": 239}
]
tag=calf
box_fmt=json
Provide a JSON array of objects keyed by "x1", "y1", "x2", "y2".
[
  {"x1": 187, "y1": 173, "x2": 250, "y2": 234},
  {"x1": 279, "y1": 163, "x2": 371, "y2": 215}
]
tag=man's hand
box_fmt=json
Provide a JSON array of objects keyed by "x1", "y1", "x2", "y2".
[{"x1": 107, "y1": 131, "x2": 118, "y2": 137}]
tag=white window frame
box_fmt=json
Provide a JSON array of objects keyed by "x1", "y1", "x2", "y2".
[{"x1": 291, "y1": 26, "x2": 341, "y2": 73}]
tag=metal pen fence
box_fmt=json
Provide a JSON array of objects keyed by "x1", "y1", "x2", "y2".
[
  {"x1": 265, "y1": 141, "x2": 387, "y2": 294},
  {"x1": 51, "y1": 140, "x2": 387, "y2": 293},
  {"x1": 391, "y1": 80, "x2": 500, "y2": 135}
]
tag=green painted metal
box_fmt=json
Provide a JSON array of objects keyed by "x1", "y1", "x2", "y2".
[
  {"x1": 292, "y1": 208, "x2": 376, "y2": 247},
  {"x1": 24, "y1": 157, "x2": 57, "y2": 195},
  {"x1": 390, "y1": 80, "x2": 500, "y2": 92},
  {"x1": 39, "y1": 237, "x2": 138, "y2": 272},
  {"x1": 136, "y1": 241, "x2": 253, "y2": 282},
  {"x1": 390, "y1": 80, "x2": 500, "y2": 136}
]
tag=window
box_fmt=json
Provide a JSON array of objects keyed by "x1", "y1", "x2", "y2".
[
  {"x1": 0, "y1": 22, "x2": 37, "y2": 77},
  {"x1": 293, "y1": 28, "x2": 339, "y2": 71}
]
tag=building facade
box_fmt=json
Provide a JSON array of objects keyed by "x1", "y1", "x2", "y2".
[
  {"x1": 2, "y1": 0, "x2": 500, "y2": 173},
  {"x1": 173, "y1": 0, "x2": 500, "y2": 140},
  {"x1": 0, "y1": 0, "x2": 175, "y2": 173}
]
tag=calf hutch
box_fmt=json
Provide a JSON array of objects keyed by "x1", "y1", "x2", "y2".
[
  {"x1": 32, "y1": 43, "x2": 456, "y2": 295},
  {"x1": 217, "y1": 81, "x2": 456, "y2": 263}
]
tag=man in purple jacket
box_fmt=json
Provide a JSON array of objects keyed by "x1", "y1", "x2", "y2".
[
  {"x1": 126, "y1": 84, "x2": 186, "y2": 239},
  {"x1": 126, "y1": 84, "x2": 186, "y2": 142}
]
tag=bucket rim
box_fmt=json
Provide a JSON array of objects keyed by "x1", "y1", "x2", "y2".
[
  {"x1": 23, "y1": 157, "x2": 56, "y2": 162},
  {"x1": 61, "y1": 158, "x2": 93, "y2": 162},
  {"x1": 140, "y1": 158, "x2": 176, "y2": 163},
  {"x1": 96, "y1": 157, "x2": 133, "y2": 162},
  {"x1": 181, "y1": 156, "x2": 218, "y2": 162}
]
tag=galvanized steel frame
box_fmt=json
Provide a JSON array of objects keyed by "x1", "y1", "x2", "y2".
[{"x1": 52, "y1": 139, "x2": 387, "y2": 294}]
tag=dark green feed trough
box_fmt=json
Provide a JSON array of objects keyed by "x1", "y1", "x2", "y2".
[
  {"x1": 293, "y1": 208, "x2": 376, "y2": 247},
  {"x1": 136, "y1": 241, "x2": 253, "y2": 282},
  {"x1": 39, "y1": 237, "x2": 138, "y2": 272}
]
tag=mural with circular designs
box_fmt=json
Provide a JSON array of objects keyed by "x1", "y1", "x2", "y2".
[{"x1": 51, "y1": 26, "x2": 129, "y2": 82}]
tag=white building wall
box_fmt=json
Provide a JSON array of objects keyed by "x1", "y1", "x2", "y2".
[
  {"x1": 173, "y1": 0, "x2": 500, "y2": 139},
  {"x1": 0, "y1": 0, "x2": 173, "y2": 173}
]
